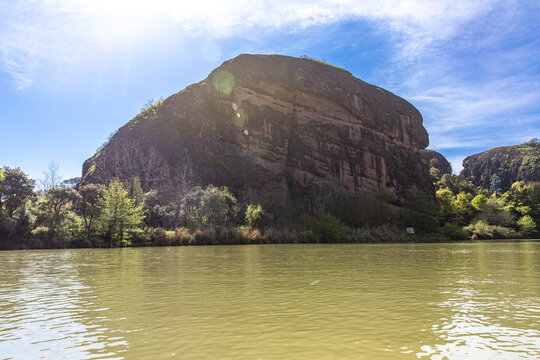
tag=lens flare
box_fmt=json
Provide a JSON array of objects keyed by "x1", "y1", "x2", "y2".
[
  {"x1": 237, "y1": 112, "x2": 241, "y2": 118},
  {"x1": 212, "y1": 70, "x2": 235, "y2": 95}
]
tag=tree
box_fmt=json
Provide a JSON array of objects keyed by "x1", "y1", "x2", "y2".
[
  {"x1": 477, "y1": 197, "x2": 515, "y2": 227},
  {"x1": 168, "y1": 154, "x2": 199, "y2": 228},
  {"x1": 182, "y1": 185, "x2": 237, "y2": 230},
  {"x1": 312, "y1": 211, "x2": 344, "y2": 242},
  {"x1": 452, "y1": 192, "x2": 475, "y2": 225},
  {"x1": 99, "y1": 179, "x2": 145, "y2": 247},
  {"x1": 438, "y1": 174, "x2": 460, "y2": 194},
  {"x1": 74, "y1": 184, "x2": 104, "y2": 242},
  {"x1": 471, "y1": 194, "x2": 488, "y2": 211},
  {"x1": 429, "y1": 166, "x2": 442, "y2": 183},
  {"x1": 490, "y1": 174, "x2": 502, "y2": 195},
  {"x1": 142, "y1": 190, "x2": 175, "y2": 229},
  {"x1": 40, "y1": 161, "x2": 62, "y2": 193},
  {"x1": 94, "y1": 138, "x2": 164, "y2": 191},
  {"x1": 245, "y1": 204, "x2": 273, "y2": 230},
  {"x1": 127, "y1": 176, "x2": 144, "y2": 205},
  {"x1": 436, "y1": 188, "x2": 455, "y2": 223},
  {"x1": 40, "y1": 187, "x2": 79, "y2": 241},
  {"x1": 505, "y1": 181, "x2": 540, "y2": 224},
  {"x1": 517, "y1": 215, "x2": 536, "y2": 236},
  {"x1": 0, "y1": 166, "x2": 35, "y2": 218}
]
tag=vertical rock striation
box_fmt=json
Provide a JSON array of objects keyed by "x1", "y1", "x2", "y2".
[{"x1": 82, "y1": 54, "x2": 433, "y2": 203}]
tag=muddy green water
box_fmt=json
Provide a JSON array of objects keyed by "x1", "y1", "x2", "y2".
[{"x1": 1, "y1": 241, "x2": 539, "y2": 359}]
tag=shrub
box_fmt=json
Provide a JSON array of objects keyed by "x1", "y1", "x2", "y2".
[
  {"x1": 245, "y1": 204, "x2": 273, "y2": 230},
  {"x1": 192, "y1": 228, "x2": 216, "y2": 245},
  {"x1": 183, "y1": 185, "x2": 237, "y2": 230},
  {"x1": 466, "y1": 221, "x2": 518, "y2": 239},
  {"x1": 439, "y1": 222, "x2": 469, "y2": 240},
  {"x1": 311, "y1": 211, "x2": 344, "y2": 242},
  {"x1": 517, "y1": 215, "x2": 537, "y2": 236},
  {"x1": 168, "y1": 227, "x2": 193, "y2": 245}
]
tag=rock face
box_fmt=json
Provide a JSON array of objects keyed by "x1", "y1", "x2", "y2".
[
  {"x1": 460, "y1": 141, "x2": 540, "y2": 191},
  {"x1": 82, "y1": 54, "x2": 433, "y2": 203},
  {"x1": 421, "y1": 149, "x2": 452, "y2": 175}
]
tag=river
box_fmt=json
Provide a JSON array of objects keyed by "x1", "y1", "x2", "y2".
[{"x1": 1, "y1": 241, "x2": 539, "y2": 359}]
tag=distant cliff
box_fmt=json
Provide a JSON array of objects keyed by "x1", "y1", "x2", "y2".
[
  {"x1": 421, "y1": 149, "x2": 452, "y2": 175},
  {"x1": 82, "y1": 54, "x2": 433, "y2": 204},
  {"x1": 460, "y1": 140, "x2": 540, "y2": 190}
]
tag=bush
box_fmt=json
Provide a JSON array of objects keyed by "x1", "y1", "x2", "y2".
[
  {"x1": 183, "y1": 185, "x2": 237, "y2": 230},
  {"x1": 168, "y1": 227, "x2": 193, "y2": 245},
  {"x1": 192, "y1": 228, "x2": 216, "y2": 245},
  {"x1": 517, "y1": 215, "x2": 537, "y2": 236},
  {"x1": 128, "y1": 228, "x2": 150, "y2": 247},
  {"x1": 245, "y1": 204, "x2": 273, "y2": 230},
  {"x1": 311, "y1": 211, "x2": 344, "y2": 242},
  {"x1": 466, "y1": 221, "x2": 518, "y2": 239},
  {"x1": 439, "y1": 222, "x2": 469, "y2": 240}
]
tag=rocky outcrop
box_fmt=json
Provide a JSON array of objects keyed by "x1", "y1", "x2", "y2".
[
  {"x1": 82, "y1": 54, "x2": 433, "y2": 204},
  {"x1": 422, "y1": 149, "x2": 452, "y2": 175},
  {"x1": 460, "y1": 140, "x2": 540, "y2": 191}
]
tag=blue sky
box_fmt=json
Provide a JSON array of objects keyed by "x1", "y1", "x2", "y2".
[{"x1": 1, "y1": 0, "x2": 539, "y2": 181}]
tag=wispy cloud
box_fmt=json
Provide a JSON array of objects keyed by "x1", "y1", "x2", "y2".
[
  {"x1": 0, "y1": 0, "x2": 501, "y2": 89},
  {"x1": 1, "y1": 0, "x2": 538, "y2": 175}
]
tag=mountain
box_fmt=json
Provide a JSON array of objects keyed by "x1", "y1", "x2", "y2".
[
  {"x1": 421, "y1": 149, "x2": 452, "y2": 175},
  {"x1": 82, "y1": 54, "x2": 433, "y2": 204},
  {"x1": 460, "y1": 140, "x2": 540, "y2": 190}
]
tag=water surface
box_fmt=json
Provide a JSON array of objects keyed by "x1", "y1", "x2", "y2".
[{"x1": 1, "y1": 241, "x2": 539, "y2": 359}]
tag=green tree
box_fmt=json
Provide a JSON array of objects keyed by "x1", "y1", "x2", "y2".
[
  {"x1": 517, "y1": 215, "x2": 536, "y2": 235},
  {"x1": 182, "y1": 185, "x2": 237, "y2": 230},
  {"x1": 438, "y1": 174, "x2": 458, "y2": 193},
  {"x1": 436, "y1": 188, "x2": 455, "y2": 223},
  {"x1": 477, "y1": 197, "x2": 515, "y2": 227},
  {"x1": 505, "y1": 181, "x2": 540, "y2": 224},
  {"x1": 44, "y1": 187, "x2": 79, "y2": 240},
  {"x1": 99, "y1": 179, "x2": 145, "y2": 247},
  {"x1": 0, "y1": 166, "x2": 35, "y2": 218},
  {"x1": 471, "y1": 194, "x2": 488, "y2": 211},
  {"x1": 142, "y1": 190, "x2": 176, "y2": 229},
  {"x1": 245, "y1": 204, "x2": 273, "y2": 230},
  {"x1": 74, "y1": 184, "x2": 104, "y2": 242},
  {"x1": 429, "y1": 166, "x2": 442, "y2": 183},
  {"x1": 452, "y1": 192, "x2": 475, "y2": 225},
  {"x1": 312, "y1": 211, "x2": 344, "y2": 242}
]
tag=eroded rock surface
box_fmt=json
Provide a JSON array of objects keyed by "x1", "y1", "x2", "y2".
[
  {"x1": 82, "y1": 54, "x2": 433, "y2": 203},
  {"x1": 460, "y1": 141, "x2": 540, "y2": 191},
  {"x1": 422, "y1": 149, "x2": 452, "y2": 175}
]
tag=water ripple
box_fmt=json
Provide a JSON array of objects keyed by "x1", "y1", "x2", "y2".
[{"x1": 0, "y1": 242, "x2": 539, "y2": 359}]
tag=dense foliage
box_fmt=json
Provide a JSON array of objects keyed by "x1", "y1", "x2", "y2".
[
  {"x1": 429, "y1": 168, "x2": 540, "y2": 239},
  {"x1": 1, "y1": 156, "x2": 539, "y2": 249}
]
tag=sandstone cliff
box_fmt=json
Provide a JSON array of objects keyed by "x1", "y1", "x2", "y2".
[
  {"x1": 460, "y1": 140, "x2": 540, "y2": 191},
  {"x1": 421, "y1": 149, "x2": 452, "y2": 175},
  {"x1": 82, "y1": 54, "x2": 433, "y2": 204}
]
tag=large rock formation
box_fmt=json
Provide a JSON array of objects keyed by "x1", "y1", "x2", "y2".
[
  {"x1": 82, "y1": 54, "x2": 433, "y2": 204},
  {"x1": 460, "y1": 140, "x2": 540, "y2": 191},
  {"x1": 421, "y1": 149, "x2": 452, "y2": 175}
]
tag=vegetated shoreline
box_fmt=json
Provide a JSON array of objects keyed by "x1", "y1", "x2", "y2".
[
  {"x1": 1, "y1": 140, "x2": 539, "y2": 251},
  {"x1": 3, "y1": 236, "x2": 539, "y2": 252}
]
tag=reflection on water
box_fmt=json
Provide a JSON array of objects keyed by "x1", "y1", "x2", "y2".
[{"x1": 0, "y1": 241, "x2": 539, "y2": 359}]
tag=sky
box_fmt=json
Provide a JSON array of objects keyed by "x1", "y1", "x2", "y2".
[{"x1": 1, "y1": 0, "x2": 539, "y2": 181}]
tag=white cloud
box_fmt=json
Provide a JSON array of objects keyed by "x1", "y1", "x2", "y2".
[{"x1": 0, "y1": 0, "x2": 501, "y2": 89}]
